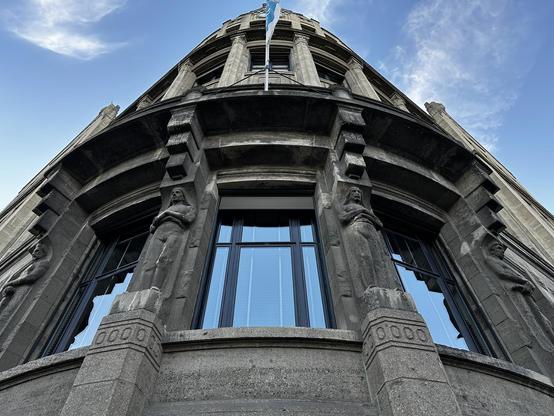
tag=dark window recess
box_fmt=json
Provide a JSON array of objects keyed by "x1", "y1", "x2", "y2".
[
  {"x1": 383, "y1": 229, "x2": 491, "y2": 354},
  {"x1": 45, "y1": 229, "x2": 149, "y2": 355},
  {"x1": 226, "y1": 24, "x2": 240, "y2": 34},
  {"x1": 197, "y1": 211, "x2": 333, "y2": 329},
  {"x1": 276, "y1": 21, "x2": 292, "y2": 28},
  {"x1": 316, "y1": 63, "x2": 345, "y2": 84},
  {"x1": 250, "y1": 49, "x2": 291, "y2": 71},
  {"x1": 250, "y1": 20, "x2": 265, "y2": 29},
  {"x1": 301, "y1": 24, "x2": 316, "y2": 33},
  {"x1": 197, "y1": 65, "x2": 224, "y2": 85}
]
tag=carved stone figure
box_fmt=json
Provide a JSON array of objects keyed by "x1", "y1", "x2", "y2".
[
  {"x1": 0, "y1": 241, "x2": 50, "y2": 325},
  {"x1": 339, "y1": 186, "x2": 394, "y2": 297},
  {"x1": 136, "y1": 188, "x2": 195, "y2": 290},
  {"x1": 485, "y1": 241, "x2": 554, "y2": 350}
]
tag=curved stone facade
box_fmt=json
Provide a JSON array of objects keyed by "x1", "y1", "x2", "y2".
[{"x1": 0, "y1": 7, "x2": 552, "y2": 416}]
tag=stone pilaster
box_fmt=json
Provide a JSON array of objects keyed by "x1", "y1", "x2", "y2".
[
  {"x1": 162, "y1": 60, "x2": 196, "y2": 100},
  {"x1": 390, "y1": 93, "x2": 409, "y2": 112},
  {"x1": 74, "y1": 104, "x2": 119, "y2": 145},
  {"x1": 218, "y1": 34, "x2": 248, "y2": 87},
  {"x1": 59, "y1": 288, "x2": 164, "y2": 416},
  {"x1": 293, "y1": 34, "x2": 322, "y2": 87},
  {"x1": 362, "y1": 287, "x2": 463, "y2": 416},
  {"x1": 332, "y1": 106, "x2": 367, "y2": 180},
  {"x1": 345, "y1": 58, "x2": 380, "y2": 101}
]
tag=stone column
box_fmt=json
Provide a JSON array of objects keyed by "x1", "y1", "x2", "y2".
[
  {"x1": 59, "y1": 288, "x2": 164, "y2": 416},
  {"x1": 218, "y1": 34, "x2": 249, "y2": 87},
  {"x1": 361, "y1": 287, "x2": 463, "y2": 416},
  {"x1": 162, "y1": 60, "x2": 196, "y2": 100},
  {"x1": 293, "y1": 34, "x2": 322, "y2": 87},
  {"x1": 390, "y1": 92, "x2": 410, "y2": 112},
  {"x1": 75, "y1": 104, "x2": 119, "y2": 145},
  {"x1": 345, "y1": 58, "x2": 380, "y2": 100}
]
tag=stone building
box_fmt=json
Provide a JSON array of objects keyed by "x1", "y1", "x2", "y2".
[{"x1": 0, "y1": 7, "x2": 552, "y2": 416}]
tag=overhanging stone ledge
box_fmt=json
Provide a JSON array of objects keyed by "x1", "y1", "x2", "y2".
[
  {"x1": 437, "y1": 344, "x2": 554, "y2": 393},
  {"x1": 162, "y1": 327, "x2": 362, "y2": 352}
]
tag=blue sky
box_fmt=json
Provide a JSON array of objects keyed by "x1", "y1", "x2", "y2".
[{"x1": 0, "y1": 0, "x2": 552, "y2": 212}]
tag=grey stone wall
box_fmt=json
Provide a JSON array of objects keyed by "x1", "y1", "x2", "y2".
[{"x1": 0, "y1": 7, "x2": 552, "y2": 416}]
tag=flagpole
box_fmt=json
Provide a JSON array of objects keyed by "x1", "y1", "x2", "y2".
[{"x1": 264, "y1": 38, "x2": 270, "y2": 91}]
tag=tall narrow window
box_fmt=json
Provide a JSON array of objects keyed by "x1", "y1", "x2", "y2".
[
  {"x1": 199, "y1": 210, "x2": 331, "y2": 329},
  {"x1": 47, "y1": 228, "x2": 149, "y2": 354},
  {"x1": 383, "y1": 229, "x2": 489, "y2": 353},
  {"x1": 250, "y1": 49, "x2": 291, "y2": 71}
]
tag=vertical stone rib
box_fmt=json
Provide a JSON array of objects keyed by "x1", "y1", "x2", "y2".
[
  {"x1": 345, "y1": 58, "x2": 380, "y2": 100},
  {"x1": 293, "y1": 34, "x2": 322, "y2": 87},
  {"x1": 218, "y1": 34, "x2": 248, "y2": 87},
  {"x1": 162, "y1": 60, "x2": 196, "y2": 100}
]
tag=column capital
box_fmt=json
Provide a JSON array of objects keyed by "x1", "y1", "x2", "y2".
[
  {"x1": 294, "y1": 33, "x2": 310, "y2": 45},
  {"x1": 348, "y1": 57, "x2": 364, "y2": 71},
  {"x1": 177, "y1": 59, "x2": 193, "y2": 72},
  {"x1": 425, "y1": 101, "x2": 446, "y2": 116},
  {"x1": 230, "y1": 33, "x2": 247, "y2": 45}
]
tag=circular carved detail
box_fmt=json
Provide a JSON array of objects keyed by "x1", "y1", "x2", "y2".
[{"x1": 95, "y1": 331, "x2": 107, "y2": 345}]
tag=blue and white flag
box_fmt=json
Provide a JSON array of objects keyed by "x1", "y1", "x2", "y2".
[{"x1": 266, "y1": 0, "x2": 282, "y2": 45}]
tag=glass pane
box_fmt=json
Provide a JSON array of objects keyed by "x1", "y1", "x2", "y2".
[
  {"x1": 121, "y1": 233, "x2": 148, "y2": 266},
  {"x1": 395, "y1": 265, "x2": 469, "y2": 350},
  {"x1": 202, "y1": 248, "x2": 230, "y2": 329},
  {"x1": 101, "y1": 242, "x2": 128, "y2": 273},
  {"x1": 242, "y1": 214, "x2": 290, "y2": 243},
  {"x1": 406, "y1": 239, "x2": 433, "y2": 272},
  {"x1": 300, "y1": 219, "x2": 314, "y2": 243},
  {"x1": 302, "y1": 247, "x2": 326, "y2": 328},
  {"x1": 386, "y1": 232, "x2": 411, "y2": 263},
  {"x1": 234, "y1": 247, "x2": 295, "y2": 327},
  {"x1": 217, "y1": 220, "x2": 233, "y2": 243},
  {"x1": 68, "y1": 271, "x2": 133, "y2": 350}
]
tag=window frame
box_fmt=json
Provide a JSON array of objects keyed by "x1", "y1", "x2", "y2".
[
  {"x1": 43, "y1": 227, "x2": 149, "y2": 356},
  {"x1": 194, "y1": 209, "x2": 334, "y2": 329},
  {"x1": 383, "y1": 228, "x2": 493, "y2": 355},
  {"x1": 250, "y1": 48, "x2": 291, "y2": 72}
]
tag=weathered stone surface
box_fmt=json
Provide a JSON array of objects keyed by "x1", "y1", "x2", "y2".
[
  {"x1": 362, "y1": 287, "x2": 463, "y2": 416},
  {"x1": 130, "y1": 188, "x2": 195, "y2": 292},
  {"x1": 59, "y1": 288, "x2": 164, "y2": 416}
]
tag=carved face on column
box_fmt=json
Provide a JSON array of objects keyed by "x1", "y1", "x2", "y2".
[
  {"x1": 169, "y1": 188, "x2": 187, "y2": 206},
  {"x1": 31, "y1": 242, "x2": 47, "y2": 260},
  {"x1": 488, "y1": 242, "x2": 506, "y2": 260},
  {"x1": 347, "y1": 187, "x2": 363, "y2": 205}
]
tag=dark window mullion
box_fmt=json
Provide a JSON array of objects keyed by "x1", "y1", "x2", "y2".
[
  {"x1": 290, "y1": 218, "x2": 309, "y2": 327},
  {"x1": 54, "y1": 280, "x2": 100, "y2": 353},
  {"x1": 391, "y1": 259, "x2": 440, "y2": 278},
  {"x1": 219, "y1": 217, "x2": 243, "y2": 327}
]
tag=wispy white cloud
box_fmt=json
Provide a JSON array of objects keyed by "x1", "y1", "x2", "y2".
[
  {"x1": 381, "y1": 0, "x2": 538, "y2": 151},
  {"x1": 3, "y1": 0, "x2": 126, "y2": 60},
  {"x1": 291, "y1": 0, "x2": 335, "y2": 25}
]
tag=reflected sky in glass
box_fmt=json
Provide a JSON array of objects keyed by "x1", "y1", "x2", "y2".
[
  {"x1": 69, "y1": 272, "x2": 133, "y2": 350},
  {"x1": 233, "y1": 247, "x2": 295, "y2": 327},
  {"x1": 202, "y1": 248, "x2": 229, "y2": 329},
  {"x1": 302, "y1": 247, "x2": 326, "y2": 328},
  {"x1": 396, "y1": 266, "x2": 468, "y2": 350}
]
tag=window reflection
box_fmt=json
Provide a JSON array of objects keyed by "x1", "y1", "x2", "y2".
[
  {"x1": 242, "y1": 213, "x2": 290, "y2": 243},
  {"x1": 395, "y1": 266, "x2": 468, "y2": 350},
  {"x1": 200, "y1": 211, "x2": 331, "y2": 329},
  {"x1": 50, "y1": 229, "x2": 149, "y2": 355},
  {"x1": 68, "y1": 272, "x2": 133, "y2": 350},
  {"x1": 202, "y1": 248, "x2": 229, "y2": 329},
  {"x1": 384, "y1": 229, "x2": 483, "y2": 352},
  {"x1": 302, "y1": 247, "x2": 326, "y2": 328},
  {"x1": 234, "y1": 247, "x2": 295, "y2": 327}
]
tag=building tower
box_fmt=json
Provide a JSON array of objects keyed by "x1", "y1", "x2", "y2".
[{"x1": 0, "y1": 7, "x2": 552, "y2": 416}]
